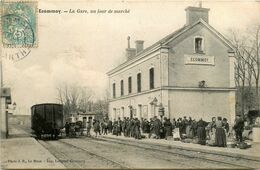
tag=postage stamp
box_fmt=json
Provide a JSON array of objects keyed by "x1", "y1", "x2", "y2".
[{"x1": 1, "y1": 1, "x2": 38, "y2": 48}]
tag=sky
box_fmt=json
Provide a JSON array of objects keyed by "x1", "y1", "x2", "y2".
[{"x1": 1, "y1": 0, "x2": 260, "y2": 115}]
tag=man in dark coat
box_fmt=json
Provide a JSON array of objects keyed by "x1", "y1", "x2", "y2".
[
  {"x1": 164, "y1": 118, "x2": 173, "y2": 139},
  {"x1": 117, "y1": 118, "x2": 122, "y2": 136},
  {"x1": 65, "y1": 122, "x2": 70, "y2": 137},
  {"x1": 178, "y1": 118, "x2": 184, "y2": 138},
  {"x1": 188, "y1": 117, "x2": 192, "y2": 125},
  {"x1": 143, "y1": 119, "x2": 150, "y2": 133},
  {"x1": 100, "y1": 118, "x2": 107, "y2": 135},
  {"x1": 233, "y1": 115, "x2": 245, "y2": 143},
  {"x1": 130, "y1": 118, "x2": 135, "y2": 137},
  {"x1": 108, "y1": 120, "x2": 113, "y2": 133},
  {"x1": 134, "y1": 118, "x2": 141, "y2": 139},
  {"x1": 112, "y1": 119, "x2": 118, "y2": 135},
  {"x1": 172, "y1": 118, "x2": 177, "y2": 130},
  {"x1": 93, "y1": 119, "x2": 100, "y2": 137},
  {"x1": 101, "y1": 121, "x2": 105, "y2": 134},
  {"x1": 161, "y1": 117, "x2": 168, "y2": 139},
  {"x1": 153, "y1": 116, "x2": 161, "y2": 139},
  {"x1": 191, "y1": 119, "x2": 197, "y2": 137},
  {"x1": 148, "y1": 118, "x2": 154, "y2": 138},
  {"x1": 140, "y1": 117, "x2": 144, "y2": 133},
  {"x1": 125, "y1": 117, "x2": 130, "y2": 137},
  {"x1": 183, "y1": 116, "x2": 189, "y2": 134},
  {"x1": 197, "y1": 118, "x2": 207, "y2": 145},
  {"x1": 222, "y1": 118, "x2": 229, "y2": 133},
  {"x1": 176, "y1": 118, "x2": 181, "y2": 128}
]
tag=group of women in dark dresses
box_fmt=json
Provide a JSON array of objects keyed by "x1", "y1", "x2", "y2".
[
  {"x1": 146, "y1": 116, "x2": 230, "y2": 147},
  {"x1": 197, "y1": 117, "x2": 229, "y2": 147}
]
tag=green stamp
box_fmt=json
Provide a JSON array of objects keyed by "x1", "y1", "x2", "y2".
[{"x1": 1, "y1": 1, "x2": 37, "y2": 48}]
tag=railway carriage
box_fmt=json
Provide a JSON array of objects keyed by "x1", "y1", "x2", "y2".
[{"x1": 31, "y1": 103, "x2": 64, "y2": 139}]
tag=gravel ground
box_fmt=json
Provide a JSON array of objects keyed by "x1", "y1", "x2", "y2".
[{"x1": 39, "y1": 137, "x2": 248, "y2": 169}]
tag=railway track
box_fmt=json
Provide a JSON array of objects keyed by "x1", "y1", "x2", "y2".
[
  {"x1": 38, "y1": 139, "x2": 131, "y2": 169},
  {"x1": 38, "y1": 136, "x2": 260, "y2": 169},
  {"x1": 58, "y1": 140, "x2": 132, "y2": 169},
  {"x1": 93, "y1": 136, "x2": 260, "y2": 169},
  {"x1": 63, "y1": 137, "x2": 251, "y2": 168},
  {"x1": 64, "y1": 138, "x2": 202, "y2": 168},
  {"x1": 38, "y1": 140, "x2": 82, "y2": 169}
]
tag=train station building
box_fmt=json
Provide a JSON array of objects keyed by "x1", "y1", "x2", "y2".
[{"x1": 107, "y1": 6, "x2": 236, "y2": 123}]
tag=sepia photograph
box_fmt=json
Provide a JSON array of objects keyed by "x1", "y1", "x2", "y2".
[{"x1": 0, "y1": 0, "x2": 260, "y2": 169}]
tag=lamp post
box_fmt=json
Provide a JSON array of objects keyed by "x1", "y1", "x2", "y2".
[
  {"x1": 0, "y1": 59, "x2": 3, "y2": 88},
  {"x1": 13, "y1": 102, "x2": 16, "y2": 108},
  {"x1": 150, "y1": 97, "x2": 158, "y2": 118},
  {"x1": 158, "y1": 103, "x2": 165, "y2": 122},
  {"x1": 128, "y1": 105, "x2": 133, "y2": 119}
]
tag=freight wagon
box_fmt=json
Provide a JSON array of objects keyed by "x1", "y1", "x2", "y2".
[{"x1": 31, "y1": 103, "x2": 64, "y2": 139}]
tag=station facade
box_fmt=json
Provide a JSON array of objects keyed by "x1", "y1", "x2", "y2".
[{"x1": 107, "y1": 6, "x2": 236, "y2": 123}]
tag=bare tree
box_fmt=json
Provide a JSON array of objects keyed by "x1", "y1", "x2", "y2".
[
  {"x1": 56, "y1": 83, "x2": 93, "y2": 118},
  {"x1": 240, "y1": 26, "x2": 260, "y2": 110},
  {"x1": 230, "y1": 25, "x2": 260, "y2": 114},
  {"x1": 251, "y1": 26, "x2": 260, "y2": 110},
  {"x1": 78, "y1": 87, "x2": 93, "y2": 112},
  {"x1": 231, "y1": 31, "x2": 250, "y2": 114},
  {"x1": 91, "y1": 88, "x2": 110, "y2": 120}
]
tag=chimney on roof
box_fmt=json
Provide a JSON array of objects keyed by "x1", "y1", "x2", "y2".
[
  {"x1": 125, "y1": 36, "x2": 136, "y2": 60},
  {"x1": 135, "y1": 40, "x2": 144, "y2": 54},
  {"x1": 185, "y1": 5, "x2": 210, "y2": 25}
]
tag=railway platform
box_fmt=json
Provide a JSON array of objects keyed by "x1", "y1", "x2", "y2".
[
  {"x1": 1, "y1": 120, "x2": 65, "y2": 169},
  {"x1": 100, "y1": 134, "x2": 260, "y2": 162},
  {"x1": 0, "y1": 137, "x2": 65, "y2": 169}
]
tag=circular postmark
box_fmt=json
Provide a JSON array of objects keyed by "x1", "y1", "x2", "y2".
[
  {"x1": 2, "y1": 47, "x2": 31, "y2": 62},
  {"x1": 2, "y1": 14, "x2": 35, "y2": 48}
]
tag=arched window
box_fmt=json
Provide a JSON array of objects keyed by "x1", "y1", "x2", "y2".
[
  {"x1": 128, "y1": 76, "x2": 132, "y2": 94},
  {"x1": 112, "y1": 83, "x2": 116, "y2": 98},
  {"x1": 120, "y1": 80, "x2": 124, "y2": 96},
  {"x1": 194, "y1": 37, "x2": 204, "y2": 53},
  {"x1": 149, "y1": 68, "x2": 154, "y2": 89},
  {"x1": 137, "y1": 73, "x2": 141, "y2": 93}
]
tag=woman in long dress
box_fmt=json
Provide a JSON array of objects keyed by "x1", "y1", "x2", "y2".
[
  {"x1": 215, "y1": 117, "x2": 227, "y2": 147},
  {"x1": 207, "y1": 117, "x2": 216, "y2": 146},
  {"x1": 206, "y1": 117, "x2": 216, "y2": 139}
]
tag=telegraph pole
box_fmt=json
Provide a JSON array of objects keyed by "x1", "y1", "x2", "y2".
[
  {"x1": 0, "y1": 56, "x2": 4, "y2": 88},
  {"x1": 0, "y1": 55, "x2": 6, "y2": 138}
]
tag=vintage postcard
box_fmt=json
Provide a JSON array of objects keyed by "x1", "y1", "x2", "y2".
[{"x1": 1, "y1": 0, "x2": 260, "y2": 169}]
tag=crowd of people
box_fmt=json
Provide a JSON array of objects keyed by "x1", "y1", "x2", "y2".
[{"x1": 73, "y1": 114, "x2": 245, "y2": 148}]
